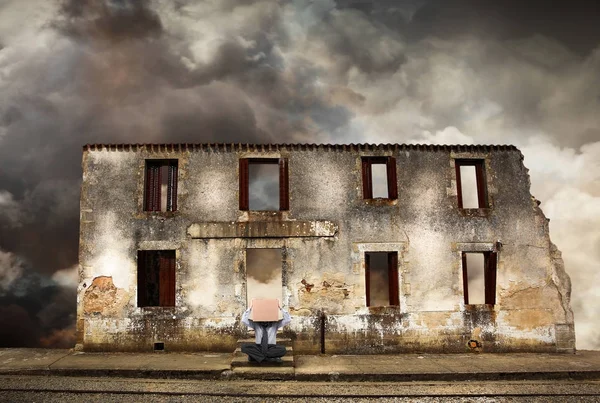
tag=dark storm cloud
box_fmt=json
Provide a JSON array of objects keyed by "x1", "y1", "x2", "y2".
[
  {"x1": 291, "y1": 0, "x2": 600, "y2": 348},
  {"x1": 1, "y1": 0, "x2": 599, "y2": 349},
  {"x1": 339, "y1": 0, "x2": 600, "y2": 56},
  {"x1": 56, "y1": 0, "x2": 163, "y2": 42},
  {"x1": 0, "y1": 0, "x2": 343, "y2": 347},
  {"x1": 0, "y1": 267, "x2": 76, "y2": 348},
  {"x1": 320, "y1": 0, "x2": 600, "y2": 148},
  {"x1": 311, "y1": 10, "x2": 406, "y2": 75}
]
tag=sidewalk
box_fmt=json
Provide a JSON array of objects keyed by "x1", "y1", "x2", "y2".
[{"x1": 1, "y1": 348, "x2": 600, "y2": 382}]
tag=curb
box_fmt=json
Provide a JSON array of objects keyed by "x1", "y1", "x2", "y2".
[
  {"x1": 2, "y1": 368, "x2": 600, "y2": 382},
  {"x1": 294, "y1": 370, "x2": 600, "y2": 382},
  {"x1": 0, "y1": 368, "x2": 228, "y2": 380}
]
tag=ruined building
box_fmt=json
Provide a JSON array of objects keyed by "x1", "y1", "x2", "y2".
[{"x1": 77, "y1": 143, "x2": 575, "y2": 353}]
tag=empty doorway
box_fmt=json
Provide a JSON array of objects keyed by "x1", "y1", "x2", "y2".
[{"x1": 246, "y1": 248, "x2": 283, "y2": 307}]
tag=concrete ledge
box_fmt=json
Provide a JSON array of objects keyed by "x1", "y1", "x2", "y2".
[
  {"x1": 293, "y1": 370, "x2": 600, "y2": 382},
  {"x1": 293, "y1": 352, "x2": 600, "y2": 382},
  {"x1": 0, "y1": 349, "x2": 71, "y2": 371},
  {"x1": 231, "y1": 349, "x2": 294, "y2": 368},
  {"x1": 48, "y1": 368, "x2": 229, "y2": 380},
  {"x1": 2, "y1": 349, "x2": 600, "y2": 382},
  {"x1": 188, "y1": 221, "x2": 338, "y2": 238},
  {"x1": 229, "y1": 366, "x2": 295, "y2": 380}
]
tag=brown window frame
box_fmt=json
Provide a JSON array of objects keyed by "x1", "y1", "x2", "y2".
[
  {"x1": 137, "y1": 250, "x2": 176, "y2": 307},
  {"x1": 144, "y1": 159, "x2": 178, "y2": 212},
  {"x1": 361, "y1": 157, "x2": 398, "y2": 200},
  {"x1": 365, "y1": 251, "x2": 399, "y2": 307},
  {"x1": 461, "y1": 251, "x2": 497, "y2": 305},
  {"x1": 239, "y1": 158, "x2": 289, "y2": 211},
  {"x1": 455, "y1": 159, "x2": 487, "y2": 209}
]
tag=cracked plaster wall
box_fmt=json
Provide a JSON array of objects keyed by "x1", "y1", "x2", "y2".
[{"x1": 78, "y1": 145, "x2": 575, "y2": 353}]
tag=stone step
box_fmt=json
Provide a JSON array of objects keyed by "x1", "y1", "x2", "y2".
[
  {"x1": 236, "y1": 338, "x2": 293, "y2": 348},
  {"x1": 230, "y1": 365, "x2": 295, "y2": 380},
  {"x1": 232, "y1": 346, "x2": 294, "y2": 359},
  {"x1": 231, "y1": 348, "x2": 295, "y2": 368}
]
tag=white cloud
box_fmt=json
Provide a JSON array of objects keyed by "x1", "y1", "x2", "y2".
[
  {"x1": 0, "y1": 190, "x2": 22, "y2": 228},
  {"x1": 0, "y1": 0, "x2": 598, "y2": 350},
  {"x1": 293, "y1": 12, "x2": 600, "y2": 348},
  {"x1": 520, "y1": 141, "x2": 600, "y2": 349},
  {"x1": 417, "y1": 126, "x2": 474, "y2": 145},
  {"x1": 52, "y1": 265, "x2": 79, "y2": 289},
  {"x1": 0, "y1": 249, "x2": 24, "y2": 292}
]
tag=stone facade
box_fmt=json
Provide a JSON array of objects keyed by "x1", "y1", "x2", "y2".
[{"x1": 77, "y1": 143, "x2": 575, "y2": 353}]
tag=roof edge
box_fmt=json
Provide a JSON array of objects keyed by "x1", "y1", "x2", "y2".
[{"x1": 82, "y1": 143, "x2": 520, "y2": 153}]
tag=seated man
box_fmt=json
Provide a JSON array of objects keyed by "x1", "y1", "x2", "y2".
[{"x1": 241, "y1": 299, "x2": 291, "y2": 363}]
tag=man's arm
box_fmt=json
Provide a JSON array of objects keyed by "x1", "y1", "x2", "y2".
[
  {"x1": 277, "y1": 308, "x2": 291, "y2": 329},
  {"x1": 241, "y1": 307, "x2": 254, "y2": 328}
]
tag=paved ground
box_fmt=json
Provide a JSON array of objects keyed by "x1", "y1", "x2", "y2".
[
  {"x1": 1, "y1": 376, "x2": 600, "y2": 402},
  {"x1": 1, "y1": 348, "x2": 600, "y2": 382},
  {"x1": 294, "y1": 352, "x2": 600, "y2": 381}
]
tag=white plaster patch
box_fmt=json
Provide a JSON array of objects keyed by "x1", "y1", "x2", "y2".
[
  {"x1": 198, "y1": 317, "x2": 237, "y2": 329},
  {"x1": 406, "y1": 228, "x2": 458, "y2": 311},
  {"x1": 89, "y1": 212, "x2": 135, "y2": 289},
  {"x1": 419, "y1": 290, "x2": 456, "y2": 311},
  {"x1": 496, "y1": 310, "x2": 555, "y2": 344},
  {"x1": 184, "y1": 242, "x2": 218, "y2": 311},
  {"x1": 187, "y1": 283, "x2": 216, "y2": 310}
]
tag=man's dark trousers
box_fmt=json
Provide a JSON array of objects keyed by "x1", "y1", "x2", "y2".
[
  {"x1": 241, "y1": 322, "x2": 286, "y2": 363},
  {"x1": 241, "y1": 343, "x2": 286, "y2": 363}
]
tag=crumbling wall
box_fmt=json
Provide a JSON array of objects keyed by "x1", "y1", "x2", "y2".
[
  {"x1": 78, "y1": 146, "x2": 242, "y2": 351},
  {"x1": 78, "y1": 144, "x2": 575, "y2": 353}
]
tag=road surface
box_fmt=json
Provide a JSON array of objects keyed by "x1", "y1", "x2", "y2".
[{"x1": 1, "y1": 375, "x2": 599, "y2": 402}]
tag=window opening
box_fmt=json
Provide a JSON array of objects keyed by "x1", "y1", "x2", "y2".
[
  {"x1": 137, "y1": 250, "x2": 176, "y2": 307},
  {"x1": 455, "y1": 159, "x2": 487, "y2": 208},
  {"x1": 144, "y1": 160, "x2": 178, "y2": 212},
  {"x1": 462, "y1": 251, "x2": 497, "y2": 305},
  {"x1": 371, "y1": 164, "x2": 389, "y2": 198},
  {"x1": 249, "y1": 162, "x2": 279, "y2": 210},
  {"x1": 239, "y1": 159, "x2": 289, "y2": 211},
  {"x1": 362, "y1": 157, "x2": 398, "y2": 200},
  {"x1": 365, "y1": 251, "x2": 399, "y2": 307}
]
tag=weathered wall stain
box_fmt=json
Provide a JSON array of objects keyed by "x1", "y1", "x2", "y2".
[
  {"x1": 77, "y1": 144, "x2": 575, "y2": 353},
  {"x1": 83, "y1": 276, "x2": 130, "y2": 317}
]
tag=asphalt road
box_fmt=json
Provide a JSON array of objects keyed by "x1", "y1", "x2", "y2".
[{"x1": 1, "y1": 375, "x2": 600, "y2": 402}]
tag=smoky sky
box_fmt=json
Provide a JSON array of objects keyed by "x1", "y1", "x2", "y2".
[
  {"x1": 247, "y1": 248, "x2": 282, "y2": 285},
  {"x1": 1, "y1": 0, "x2": 599, "y2": 348}
]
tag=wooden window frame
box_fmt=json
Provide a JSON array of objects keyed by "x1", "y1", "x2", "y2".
[
  {"x1": 361, "y1": 157, "x2": 398, "y2": 200},
  {"x1": 365, "y1": 251, "x2": 399, "y2": 307},
  {"x1": 137, "y1": 250, "x2": 176, "y2": 307},
  {"x1": 144, "y1": 159, "x2": 178, "y2": 212},
  {"x1": 239, "y1": 158, "x2": 289, "y2": 211},
  {"x1": 455, "y1": 159, "x2": 487, "y2": 209},
  {"x1": 461, "y1": 251, "x2": 498, "y2": 305}
]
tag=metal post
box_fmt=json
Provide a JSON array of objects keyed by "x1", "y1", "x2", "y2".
[{"x1": 319, "y1": 310, "x2": 326, "y2": 354}]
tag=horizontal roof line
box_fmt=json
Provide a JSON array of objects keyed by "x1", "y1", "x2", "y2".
[{"x1": 83, "y1": 143, "x2": 520, "y2": 152}]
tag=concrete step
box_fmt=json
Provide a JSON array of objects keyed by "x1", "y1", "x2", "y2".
[
  {"x1": 230, "y1": 365, "x2": 295, "y2": 380},
  {"x1": 236, "y1": 338, "x2": 293, "y2": 348},
  {"x1": 231, "y1": 348, "x2": 294, "y2": 368}
]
